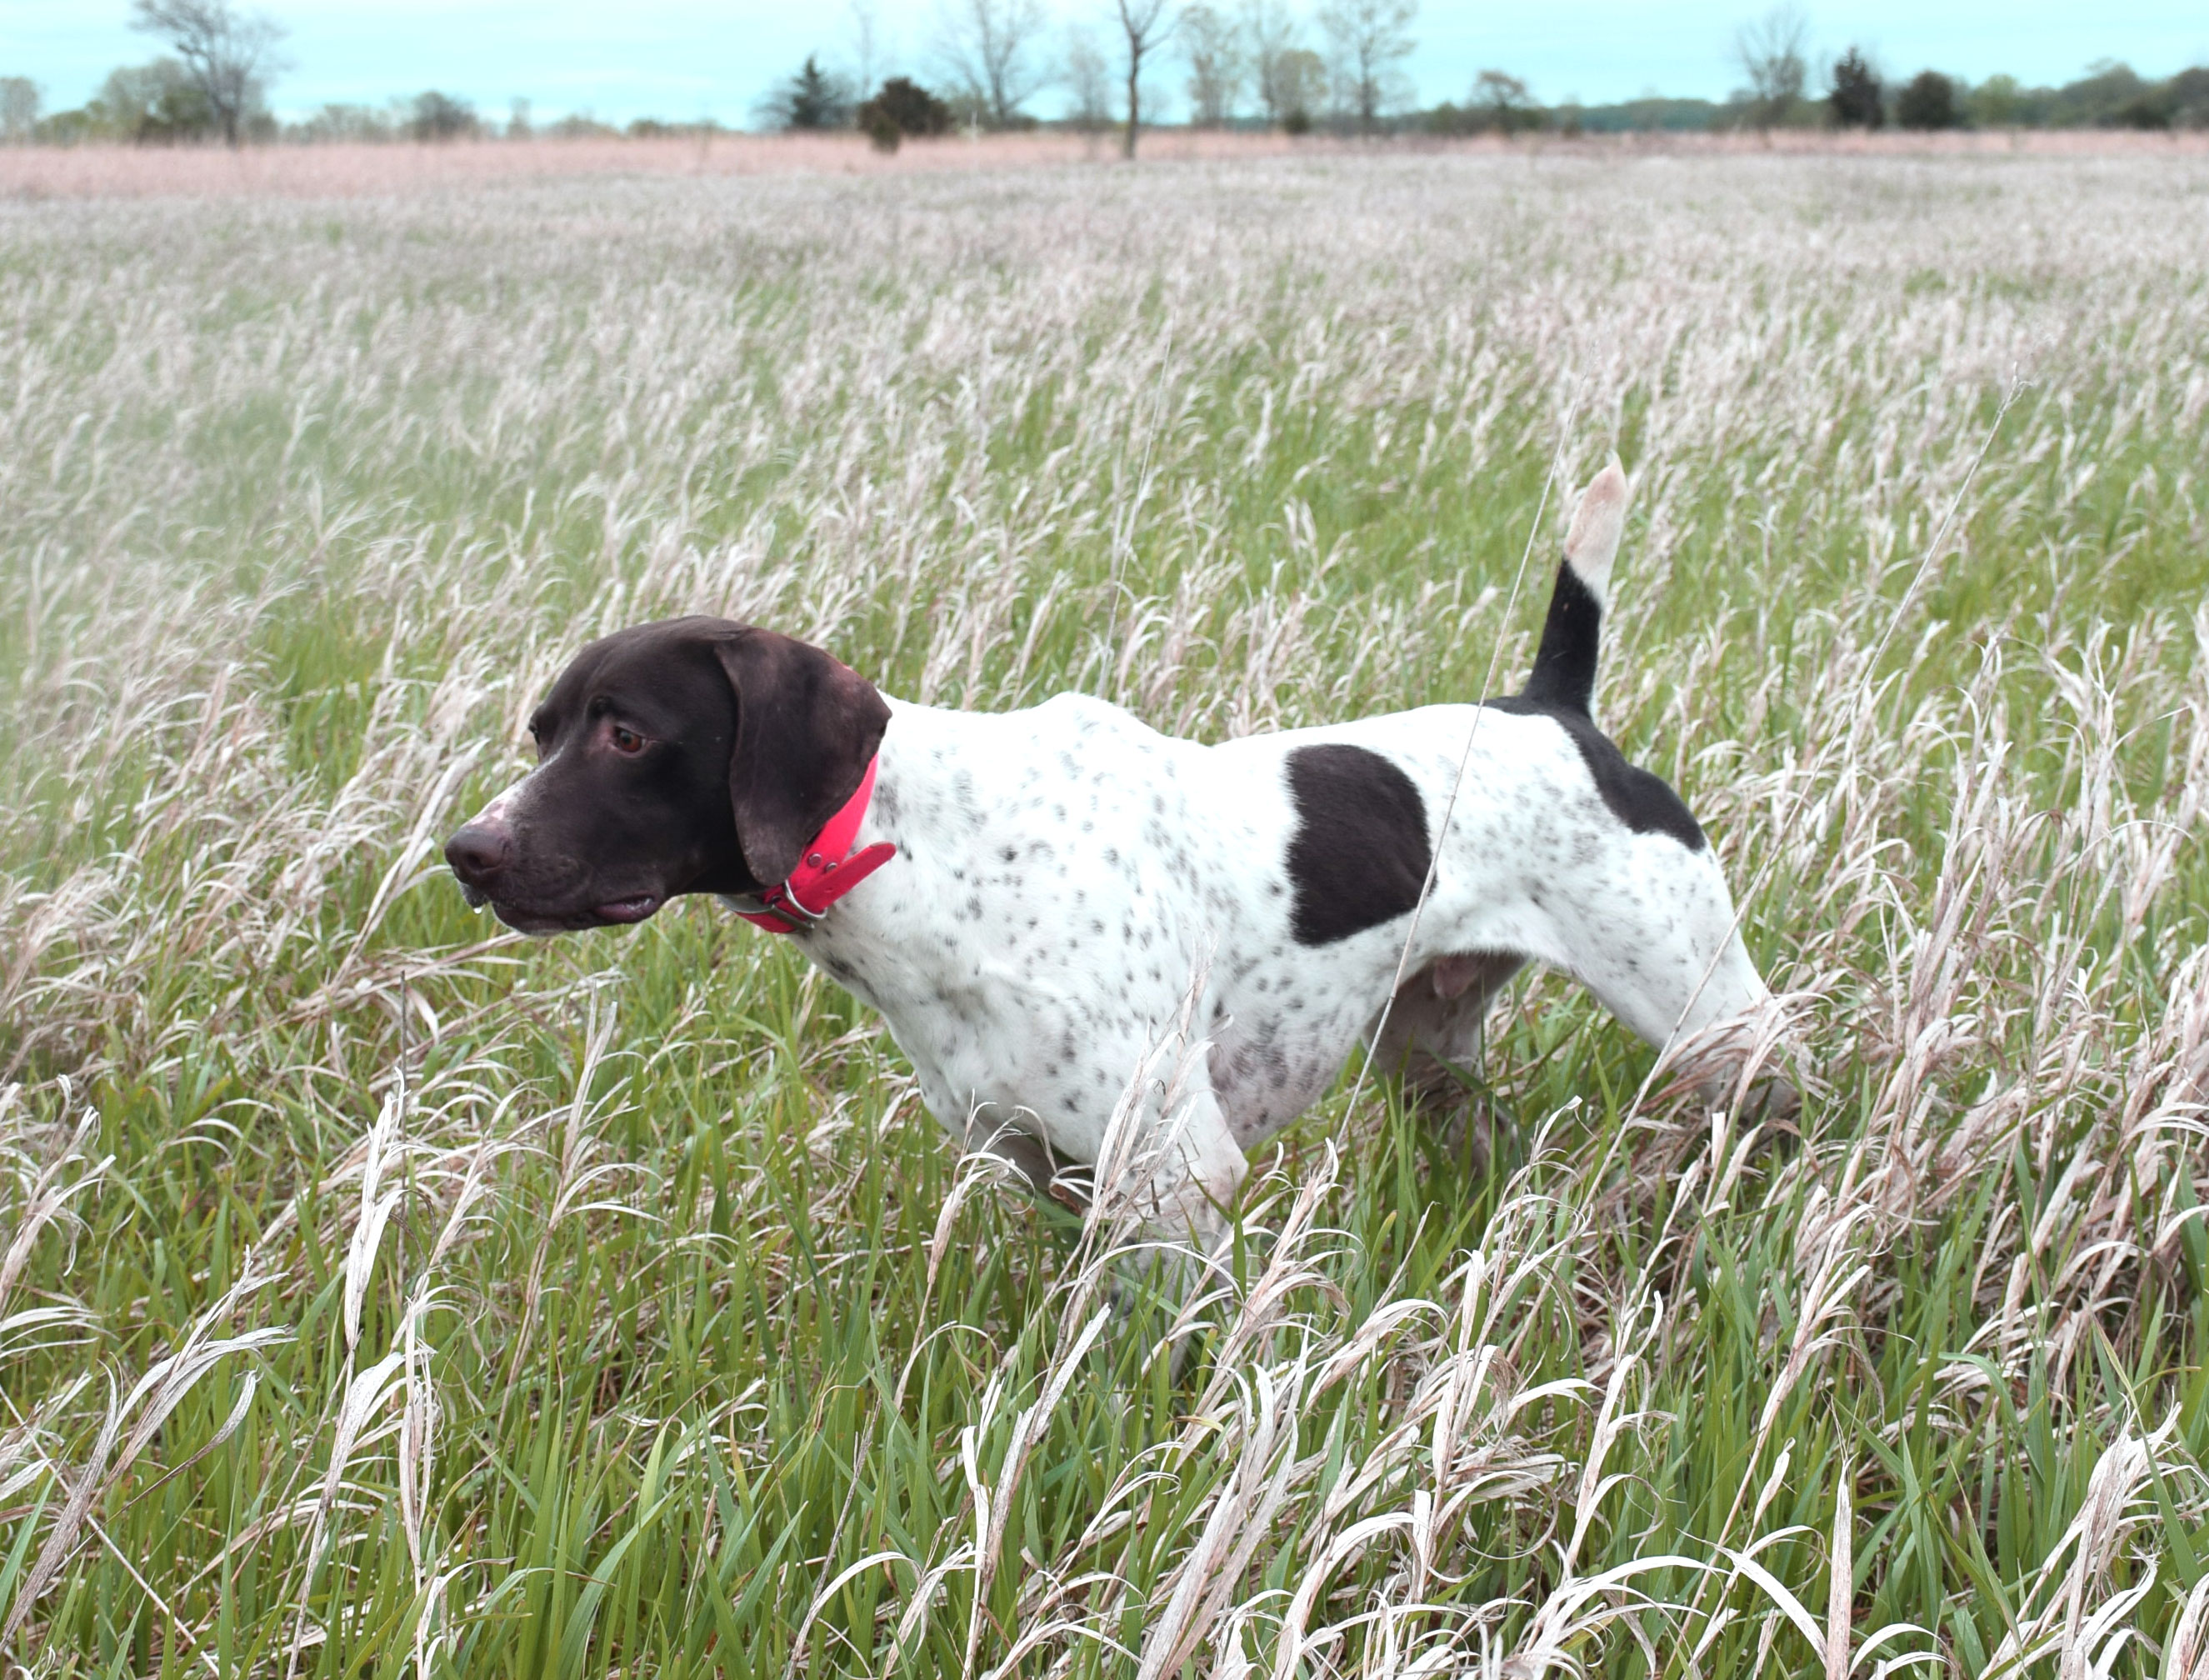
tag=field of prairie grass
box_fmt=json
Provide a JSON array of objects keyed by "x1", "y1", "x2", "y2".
[{"x1": 2, "y1": 146, "x2": 2207, "y2": 1677}]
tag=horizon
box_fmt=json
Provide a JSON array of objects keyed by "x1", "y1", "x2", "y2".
[{"x1": 1, "y1": 2, "x2": 2204, "y2": 130}]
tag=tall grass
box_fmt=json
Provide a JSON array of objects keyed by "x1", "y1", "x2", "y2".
[{"x1": 2, "y1": 148, "x2": 2206, "y2": 1676}]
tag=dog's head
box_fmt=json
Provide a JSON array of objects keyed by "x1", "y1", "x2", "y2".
[{"x1": 442, "y1": 617, "x2": 890, "y2": 934}]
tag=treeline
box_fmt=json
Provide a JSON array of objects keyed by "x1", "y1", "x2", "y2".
[
  {"x1": 0, "y1": 0, "x2": 682, "y2": 148},
  {"x1": 4, "y1": 0, "x2": 2203, "y2": 151},
  {"x1": 1693, "y1": 15, "x2": 2209, "y2": 137},
  {"x1": 6, "y1": 72, "x2": 722, "y2": 148},
  {"x1": 1428, "y1": 61, "x2": 2209, "y2": 138},
  {"x1": 762, "y1": 0, "x2": 2208, "y2": 148},
  {"x1": 763, "y1": 0, "x2": 1417, "y2": 153}
]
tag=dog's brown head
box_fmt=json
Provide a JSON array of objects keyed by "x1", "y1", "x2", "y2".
[{"x1": 442, "y1": 617, "x2": 890, "y2": 933}]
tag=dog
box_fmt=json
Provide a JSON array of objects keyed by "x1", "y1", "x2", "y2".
[{"x1": 444, "y1": 462, "x2": 1789, "y2": 1243}]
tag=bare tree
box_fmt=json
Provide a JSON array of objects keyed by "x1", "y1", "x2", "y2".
[
  {"x1": 1112, "y1": 0, "x2": 1177, "y2": 158},
  {"x1": 1275, "y1": 48, "x2": 1327, "y2": 131},
  {"x1": 1472, "y1": 68, "x2": 1536, "y2": 134},
  {"x1": 847, "y1": 0, "x2": 884, "y2": 104},
  {"x1": 0, "y1": 78, "x2": 37, "y2": 144},
  {"x1": 409, "y1": 91, "x2": 479, "y2": 142},
  {"x1": 935, "y1": 0, "x2": 1051, "y2": 128},
  {"x1": 128, "y1": 0, "x2": 287, "y2": 147},
  {"x1": 1182, "y1": 3, "x2": 1243, "y2": 128},
  {"x1": 1316, "y1": 0, "x2": 1416, "y2": 135},
  {"x1": 1242, "y1": 0, "x2": 1302, "y2": 128},
  {"x1": 1064, "y1": 28, "x2": 1113, "y2": 134},
  {"x1": 1734, "y1": 4, "x2": 1808, "y2": 131}
]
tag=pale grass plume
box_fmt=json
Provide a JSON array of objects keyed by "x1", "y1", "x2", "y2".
[{"x1": 1, "y1": 1269, "x2": 286, "y2": 1646}]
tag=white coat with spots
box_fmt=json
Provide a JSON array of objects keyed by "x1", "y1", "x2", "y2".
[
  {"x1": 447, "y1": 463, "x2": 1787, "y2": 1251},
  {"x1": 729, "y1": 463, "x2": 1786, "y2": 1240}
]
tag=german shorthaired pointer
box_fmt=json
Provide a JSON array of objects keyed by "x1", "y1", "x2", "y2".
[{"x1": 445, "y1": 463, "x2": 1789, "y2": 1243}]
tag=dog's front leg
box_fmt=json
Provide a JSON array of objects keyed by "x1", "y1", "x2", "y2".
[
  {"x1": 1084, "y1": 1071, "x2": 1244, "y2": 1248},
  {"x1": 1076, "y1": 1062, "x2": 1250, "y2": 1373}
]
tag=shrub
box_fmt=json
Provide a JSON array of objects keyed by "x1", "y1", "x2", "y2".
[
  {"x1": 59, "y1": 58, "x2": 222, "y2": 144},
  {"x1": 1897, "y1": 70, "x2": 1959, "y2": 130},
  {"x1": 2052, "y1": 60, "x2": 2151, "y2": 126},
  {"x1": 409, "y1": 91, "x2": 477, "y2": 142},
  {"x1": 290, "y1": 102, "x2": 395, "y2": 143},
  {"x1": 861, "y1": 105, "x2": 901, "y2": 152},
  {"x1": 2173, "y1": 67, "x2": 2209, "y2": 129},
  {"x1": 546, "y1": 112, "x2": 619, "y2": 139},
  {"x1": 129, "y1": 72, "x2": 216, "y2": 142},
  {"x1": 1968, "y1": 72, "x2": 2024, "y2": 127},
  {"x1": 1472, "y1": 69, "x2": 1542, "y2": 135},
  {"x1": 0, "y1": 75, "x2": 37, "y2": 143},
  {"x1": 856, "y1": 77, "x2": 952, "y2": 148},
  {"x1": 1422, "y1": 100, "x2": 1467, "y2": 136},
  {"x1": 2112, "y1": 95, "x2": 2171, "y2": 129}
]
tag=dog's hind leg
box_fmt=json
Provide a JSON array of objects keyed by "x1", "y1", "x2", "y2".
[{"x1": 1369, "y1": 951, "x2": 1526, "y2": 1161}]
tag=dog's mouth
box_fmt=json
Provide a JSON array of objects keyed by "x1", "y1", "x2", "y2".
[{"x1": 454, "y1": 879, "x2": 663, "y2": 932}]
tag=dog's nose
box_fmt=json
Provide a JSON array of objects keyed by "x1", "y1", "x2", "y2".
[{"x1": 444, "y1": 822, "x2": 511, "y2": 885}]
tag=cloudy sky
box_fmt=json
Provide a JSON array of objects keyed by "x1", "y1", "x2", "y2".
[{"x1": 3, "y1": 1, "x2": 2204, "y2": 128}]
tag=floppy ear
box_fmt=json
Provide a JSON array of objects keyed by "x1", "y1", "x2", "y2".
[{"x1": 713, "y1": 629, "x2": 892, "y2": 887}]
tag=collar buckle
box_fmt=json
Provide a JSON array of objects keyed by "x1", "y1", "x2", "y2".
[
  {"x1": 736, "y1": 753, "x2": 896, "y2": 937},
  {"x1": 752, "y1": 879, "x2": 829, "y2": 930}
]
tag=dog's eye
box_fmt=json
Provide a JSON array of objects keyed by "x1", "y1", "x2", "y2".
[{"x1": 609, "y1": 725, "x2": 645, "y2": 756}]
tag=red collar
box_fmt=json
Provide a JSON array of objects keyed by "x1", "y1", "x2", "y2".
[{"x1": 736, "y1": 754, "x2": 897, "y2": 935}]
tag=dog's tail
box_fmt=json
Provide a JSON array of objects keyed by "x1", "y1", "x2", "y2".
[{"x1": 1518, "y1": 456, "x2": 1630, "y2": 717}]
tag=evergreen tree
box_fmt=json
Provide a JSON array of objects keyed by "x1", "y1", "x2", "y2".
[
  {"x1": 780, "y1": 57, "x2": 849, "y2": 131},
  {"x1": 1829, "y1": 48, "x2": 1882, "y2": 128}
]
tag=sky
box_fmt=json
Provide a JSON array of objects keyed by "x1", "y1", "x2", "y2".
[{"x1": 2, "y1": 1, "x2": 2205, "y2": 129}]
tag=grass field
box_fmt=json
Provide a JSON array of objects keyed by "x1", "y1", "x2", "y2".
[{"x1": 2, "y1": 143, "x2": 2207, "y2": 1677}]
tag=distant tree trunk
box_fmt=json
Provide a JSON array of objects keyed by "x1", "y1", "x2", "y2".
[
  {"x1": 1315, "y1": 0, "x2": 1416, "y2": 137},
  {"x1": 1181, "y1": 3, "x2": 1243, "y2": 128},
  {"x1": 1065, "y1": 32, "x2": 1112, "y2": 132},
  {"x1": 1735, "y1": 4, "x2": 1808, "y2": 132},
  {"x1": 1113, "y1": 0, "x2": 1172, "y2": 159},
  {"x1": 1242, "y1": 0, "x2": 1302, "y2": 129}
]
